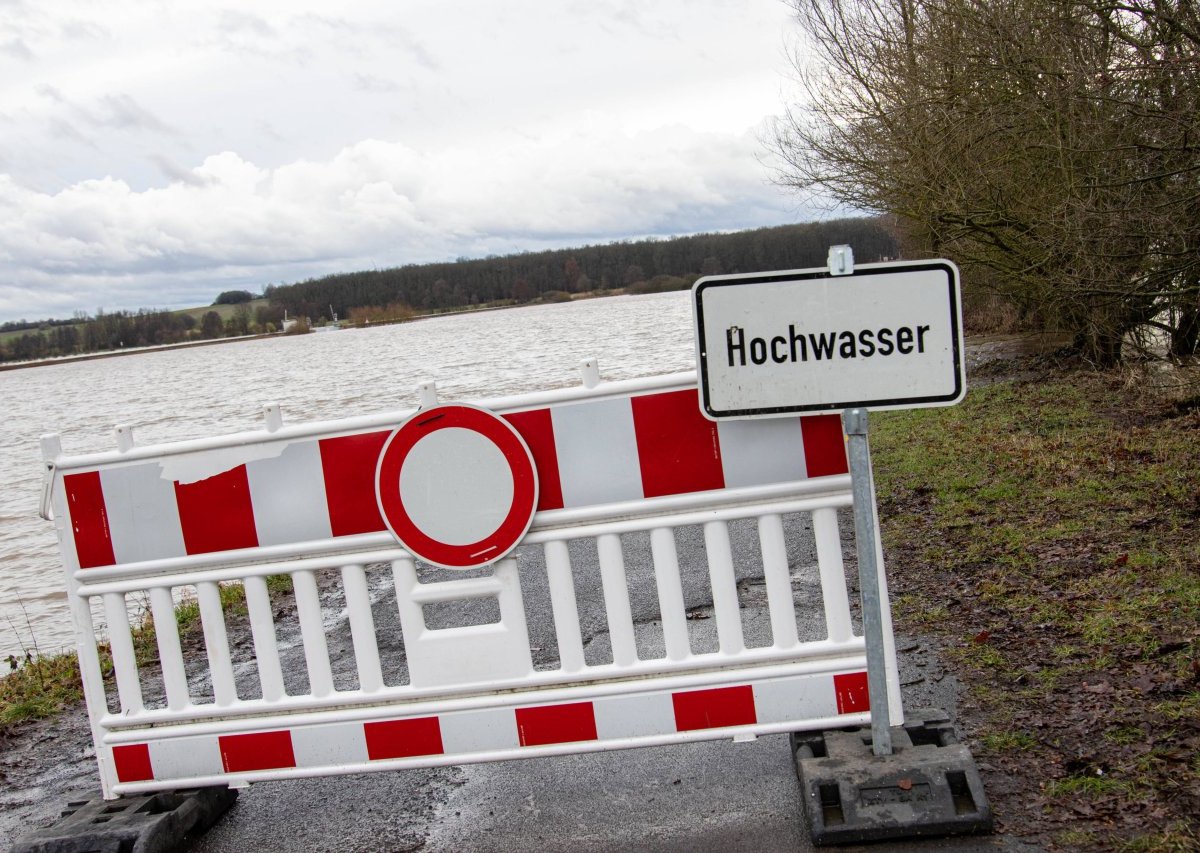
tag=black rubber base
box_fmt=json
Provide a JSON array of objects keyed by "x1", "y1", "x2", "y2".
[
  {"x1": 13, "y1": 787, "x2": 238, "y2": 853},
  {"x1": 793, "y1": 709, "x2": 993, "y2": 845}
]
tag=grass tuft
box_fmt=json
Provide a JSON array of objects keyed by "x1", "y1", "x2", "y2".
[{"x1": 0, "y1": 653, "x2": 83, "y2": 725}]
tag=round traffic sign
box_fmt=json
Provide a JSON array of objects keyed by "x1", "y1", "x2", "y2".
[{"x1": 375, "y1": 404, "x2": 539, "y2": 569}]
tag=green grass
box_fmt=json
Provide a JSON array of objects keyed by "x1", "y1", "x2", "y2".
[
  {"x1": 871, "y1": 370, "x2": 1200, "y2": 844},
  {"x1": 173, "y1": 575, "x2": 292, "y2": 635},
  {"x1": 1118, "y1": 825, "x2": 1200, "y2": 853},
  {"x1": 172, "y1": 298, "x2": 268, "y2": 323},
  {"x1": 1154, "y1": 694, "x2": 1200, "y2": 722},
  {"x1": 0, "y1": 653, "x2": 84, "y2": 724},
  {"x1": 1104, "y1": 726, "x2": 1145, "y2": 746},
  {"x1": 874, "y1": 376, "x2": 1200, "y2": 662},
  {"x1": 0, "y1": 300, "x2": 269, "y2": 349},
  {"x1": 1055, "y1": 829, "x2": 1100, "y2": 847},
  {"x1": 980, "y1": 730, "x2": 1037, "y2": 751},
  {"x1": 1044, "y1": 774, "x2": 1134, "y2": 798}
]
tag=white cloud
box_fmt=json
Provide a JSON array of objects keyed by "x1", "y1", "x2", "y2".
[
  {"x1": 0, "y1": 123, "x2": 802, "y2": 319},
  {"x1": 1, "y1": 37, "x2": 34, "y2": 60},
  {"x1": 0, "y1": 0, "x2": 809, "y2": 321}
]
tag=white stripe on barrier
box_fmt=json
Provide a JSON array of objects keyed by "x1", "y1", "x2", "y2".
[
  {"x1": 441, "y1": 708, "x2": 521, "y2": 754},
  {"x1": 101, "y1": 463, "x2": 185, "y2": 564},
  {"x1": 594, "y1": 691, "x2": 676, "y2": 740},
  {"x1": 291, "y1": 720, "x2": 370, "y2": 768},
  {"x1": 752, "y1": 675, "x2": 837, "y2": 725},
  {"x1": 716, "y1": 417, "x2": 808, "y2": 486},
  {"x1": 150, "y1": 736, "x2": 224, "y2": 780},
  {"x1": 551, "y1": 396, "x2": 644, "y2": 507},
  {"x1": 246, "y1": 440, "x2": 332, "y2": 546}
]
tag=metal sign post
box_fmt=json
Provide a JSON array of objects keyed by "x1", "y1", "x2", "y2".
[
  {"x1": 829, "y1": 247, "x2": 892, "y2": 757},
  {"x1": 690, "y1": 247, "x2": 992, "y2": 842},
  {"x1": 844, "y1": 407, "x2": 891, "y2": 756},
  {"x1": 828, "y1": 247, "x2": 891, "y2": 756}
]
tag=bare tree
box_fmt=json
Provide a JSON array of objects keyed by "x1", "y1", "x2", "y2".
[{"x1": 773, "y1": 0, "x2": 1200, "y2": 366}]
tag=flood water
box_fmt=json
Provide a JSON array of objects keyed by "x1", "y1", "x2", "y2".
[{"x1": 0, "y1": 292, "x2": 696, "y2": 654}]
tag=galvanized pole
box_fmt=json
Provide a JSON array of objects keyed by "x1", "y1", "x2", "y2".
[{"x1": 844, "y1": 407, "x2": 893, "y2": 756}]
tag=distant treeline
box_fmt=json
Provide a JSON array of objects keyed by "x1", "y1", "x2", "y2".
[
  {"x1": 0, "y1": 218, "x2": 895, "y2": 364},
  {"x1": 267, "y1": 219, "x2": 897, "y2": 320},
  {"x1": 0, "y1": 316, "x2": 80, "y2": 335},
  {"x1": 0, "y1": 304, "x2": 289, "y2": 364}
]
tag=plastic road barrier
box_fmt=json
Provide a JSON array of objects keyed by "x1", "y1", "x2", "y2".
[{"x1": 40, "y1": 368, "x2": 901, "y2": 798}]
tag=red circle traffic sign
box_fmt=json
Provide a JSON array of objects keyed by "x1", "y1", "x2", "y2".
[{"x1": 375, "y1": 404, "x2": 539, "y2": 569}]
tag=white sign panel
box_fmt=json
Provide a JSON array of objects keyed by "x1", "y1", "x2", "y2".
[{"x1": 693, "y1": 260, "x2": 965, "y2": 419}]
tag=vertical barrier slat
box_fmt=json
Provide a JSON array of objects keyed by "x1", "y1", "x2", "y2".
[
  {"x1": 596, "y1": 533, "x2": 637, "y2": 666},
  {"x1": 74, "y1": 596, "x2": 115, "y2": 796},
  {"x1": 293, "y1": 569, "x2": 334, "y2": 698},
  {"x1": 243, "y1": 575, "x2": 285, "y2": 702},
  {"x1": 197, "y1": 581, "x2": 237, "y2": 707},
  {"x1": 649, "y1": 528, "x2": 690, "y2": 661},
  {"x1": 102, "y1": 592, "x2": 143, "y2": 713},
  {"x1": 758, "y1": 513, "x2": 800, "y2": 649},
  {"x1": 703, "y1": 521, "x2": 745, "y2": 655},
  {"x1": 812, "y1": 507, "x2": 853, "y2": 643},
  {"x1": 341, "y1": 563, "x2": 383, "y2": 693},
  {"x1": 493, "y1": 557, "x2": 533, "y2": 672},
  {"x1": 391, "y1": 556, "x2": 419, "y2": 623},
  {"x1": 148, "y1": 586, "x2": 189, "y2": 711},
  {"x1": 873, "y1": 509, "x2": 904, "y2": 722},
  {"x1": 544, "y1": 541, "x2": 586, "y2": 673}
]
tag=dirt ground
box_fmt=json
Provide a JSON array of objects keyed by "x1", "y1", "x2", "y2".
[{"x1": 875, "y1": 350, "x2": 1200, "y2": 851}]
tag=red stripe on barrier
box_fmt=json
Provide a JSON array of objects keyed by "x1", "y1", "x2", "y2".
[
  {"x1": 800, "y1": 414, "x2": 848, "y2": 478},
  {"x1": 516, "y1": 701, "x2": 598, "y2": 747},
  {"x1": 219, "y1": 730, "x2": 296, "y2": 773},
  {"x1": 834, "y1": 671, "x2": 870, "y2": 714},
  {"x1": 672, "y1": 685, "x2": 757, "y2": 731},
  {"x1": 112, "y1": 743, "x2": 154, "y2": 782},
  {"x1": 631, "y1": 389, "x2": 725, "y2": 498},
  {"x1": 364, "y1": 717, "x2": 445, "y2": 760},
  {"x1": 503, "y1": 408, "x2": 564, "y2": 511},
  {"x1": 174, "y1": 466, "x2": 259, "y2": 555},
  {"x1": 64, "y1": 471, "x2": 116, "y2": 568},
  {"x1": 319, "y1": 431, "x2": 390, "y2": 536}
]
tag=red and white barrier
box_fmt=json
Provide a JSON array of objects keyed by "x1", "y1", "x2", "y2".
[
  {"x1": 64, "y1": 387, "x2": 847, "y2": 569},
  {"x1": 43, "y1": 369, "x2": 901, "y2": 799}
]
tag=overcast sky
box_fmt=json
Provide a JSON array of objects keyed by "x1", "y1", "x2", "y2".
[{"x1": 0, "y1": 0, "x2": 814, "y2": 323}]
